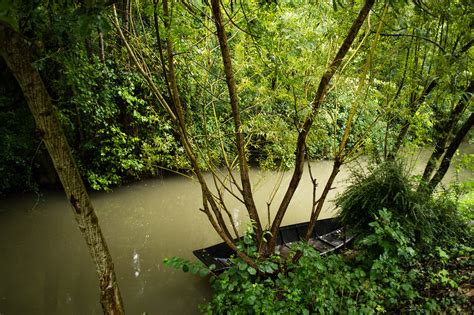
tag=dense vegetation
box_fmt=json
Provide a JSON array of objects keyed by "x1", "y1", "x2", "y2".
[
  {"x1": 200, "y1": 208, "x2": 473, "y2": 313},
  {"x1": 1, "y1": 0, "x2": 472, "y2": 193},
  {"x1": 1, "y1": 0, "x2": 472, "y2": 313}
]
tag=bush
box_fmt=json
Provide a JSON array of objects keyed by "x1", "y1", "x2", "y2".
[
  {"x1": 336, "y1": 161, "x2": 423, "y2": 235},
  {"x1": 198, "y1": 209, "x2": 472, "y2": 314},
  {"x1": 335, "y1": 161, "x2": 472, "y2": 247}
]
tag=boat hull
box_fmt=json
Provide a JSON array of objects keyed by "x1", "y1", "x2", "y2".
[{"x1": 193, "y1": 218, "x2": 353, "y2": 275}]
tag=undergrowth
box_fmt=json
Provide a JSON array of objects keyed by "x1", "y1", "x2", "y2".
[{"x1": 165, "y1": 161, "x2": 473, "y2": 314}]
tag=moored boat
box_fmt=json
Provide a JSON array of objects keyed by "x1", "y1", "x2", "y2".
[{"x1": 193, "y1": 218, "x2": 354, "y2": 275}]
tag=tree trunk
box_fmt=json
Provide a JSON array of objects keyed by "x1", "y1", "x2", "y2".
[
  {"x1": 265, "y1": 0, "x2": 375, "y2": 255},
  {"x1": 121, "y1": 0, "x2": 131, "y2": 69},
  {"x1": 85, "y1": 37, "x2": 94, "y2": 63},
  {"x1": 112, "y1": 5, "x2": 258, "y2": 268},
  {"x1": 99, "y1": 30, "x2": 105, "y2": 64},
  {"x1": 424, "y1": 112, "x2": 474, "y2": 195},
  {"x1": 418, "y1": 80, "x2": 473, "y2": 190},
  {"x1": 211, "y1": 0, "x2": 263, "y2": 243},
  {"x1": 123, "y1": 0, "x2": 130, "y2": 32},
  {"x1": 0, "y1": 22, "x2": 125, "y2": 315},
  {"x1": 305, "y1": 158, "x2": 342, "y2": 239},
  {"x1": 389, "y1": 79, "x2": 437, "y2": 158}
]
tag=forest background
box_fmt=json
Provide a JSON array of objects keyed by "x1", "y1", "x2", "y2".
[{"x1": 1, "y1": 0, "x2": 471, "y2": 194}]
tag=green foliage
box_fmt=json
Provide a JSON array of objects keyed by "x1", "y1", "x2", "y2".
[
  {"x1": 360, "y1": 209, "x2": 416, "y2": 261},
  {"x1": 455, "y1": 154, "x2": 474, "y2": 224},
  {"x1": 458, "y1": 187, "x2": 474, "y2": 224},
  {"x1": 198, "y1": 155, "x2": 472, "y2": 313},
  {"x1": 0, "y1": 62, "x2": 40, "y2": 193},
  {"x1": 0, "y1": 0, "x2": 18, "y2": 28},
  {"x1": 1, "y1": 0, "x2": 193, "y2": 191},
  {"x1": 336, "y1": 161, "x2": 423, "y2": 233},
  {"x1": 2, "y1": 0, "x2": 472, "y2": 193},
  {"x1": 163, "y1": 257, "x2": 214, "y2": 278},
  {"x1": 55, "y1": 54, "x2": 190, "y2": 189},
  {"x1": 336, "y1": 160, "x2": 473, "y2": 248},
  {"x1": 202, "y1": 208, "x2": 473, "y2": 314}
]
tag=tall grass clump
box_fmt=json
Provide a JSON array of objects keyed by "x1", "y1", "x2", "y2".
[
  {"x1": 336, "y1": 161, "x2": 424, "y2": 233},
  {"x1": 336, "y1": 161, "x2": 472, "y2": 246}
]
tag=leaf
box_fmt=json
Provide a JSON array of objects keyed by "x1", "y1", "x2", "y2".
[
  {"x1": 0, "y1": 0, "x2": 18, "y2": 30},
  {"x1": 247, "y1": 295, "x2": 256, "y2": 305},
  {"x1": 199, "y1": 269, "x2": 210, "y2": 277},
  {"x1": 182, "y1": 264, "x2": 189, "y2": 273},
  {"x1": 191, "y1": 265, "x2": 199, "y2": 275},
  {"x1": 238, "y1": 261, "x2": 248, "y2": 271},
  {"x1": 247, "y1": 266, "x2": 257, "y2": 275}
]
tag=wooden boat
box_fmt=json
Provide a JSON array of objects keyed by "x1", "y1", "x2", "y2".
[{"x1": 193, "y1": 218, "x2": 354, "y2": 275}]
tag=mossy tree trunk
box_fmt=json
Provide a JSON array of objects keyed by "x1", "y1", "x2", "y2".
[{"x1": 0, "y1": 21, "x2": 125, "y2": 315}]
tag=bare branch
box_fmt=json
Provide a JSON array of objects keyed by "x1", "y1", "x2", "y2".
[{"x1": 376, "y1": 32, "x2": 446, "y2": 53}]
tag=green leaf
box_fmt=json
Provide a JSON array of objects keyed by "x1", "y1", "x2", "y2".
[
  {"x1": 199, "y1": 269, "x2": 210, "y2": 277},
  {"x1": 247, "y1": 266, "x2": 257, "y2": 275},
  {"x1": 247, "y1": 295, "x2": 256, "y2": 305},
  {"x1": 238, "y1": 261, "x2": 248, "y2": 271},
  {"x1": 0, "y1": 0, "x2": 18, "y2": 30},
  {"x1": 182, "y1": 264, "x2": 189, "y2": 273},
  {"x1": 191, "y1": 265, "x2": 199, "y2": 275}
]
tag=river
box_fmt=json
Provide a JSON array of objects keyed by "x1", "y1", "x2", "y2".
[{"x1": 0, "y1": 146, "x2": 472, "y2": 314}]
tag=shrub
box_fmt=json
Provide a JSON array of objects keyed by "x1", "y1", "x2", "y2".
[
  {"x1": 336, "y1": 161, "x2": 424, "y2": 235},
  {"x1": 193, "y1": 208, "x2": 472, "y2": 314},
  {"x1": 335, "y1": 161, "x2": 472, "y2": 246}
]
